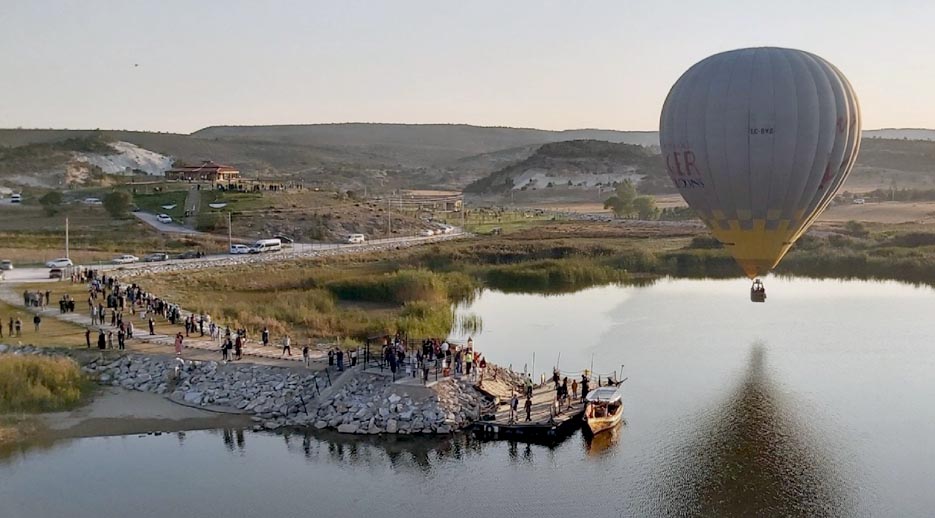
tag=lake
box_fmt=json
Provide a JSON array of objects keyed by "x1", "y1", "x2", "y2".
[{"x1": 4, "y1": 277, "x2": 935, "y2": 517}]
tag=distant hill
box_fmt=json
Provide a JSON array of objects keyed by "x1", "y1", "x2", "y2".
[
  {"x1": 464, "y1": 140, "x2": 666, "y2": 194},
  {"x1": 193, "y1": 123, "x2": 660, "y2": 166},
  {"x1": 4, "y1": 125, "x2": 935, "y2": 192},
  {"x1": 863, "y1": 128, "x2": 935, "y2": 141}
]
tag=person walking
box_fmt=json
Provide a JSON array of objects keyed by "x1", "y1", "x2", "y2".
[
  {"x1": 581, "y1": 374, "x2": 590, "y2": 402},
  {"x1": 234, "y1": 335, "x2": 243, "y2": 360},
  {"x1": 328, "y1": 349, "x2": 334, "y2": 367},
  {"x1": 8, "y1": 317, "x2": 14, "y2": 337},
  {"x1": 281, "y1": 335, "x2": 292, "y2": 357},
  {"x1": 510, "y1": 393, "x2": 519, "y2": 423},
  {"x1": 127, "y1": 320, "x2": 134, "y2": 339},
  {"x1": 174, "y1": 332, "x2": 184, "y2": 357},
  {"x1": 302, "y1": 343, "x2": 310, "y2": 367},
  {"x1": 524, "y1": 397, "x2": 533, "y2": 422},
  {"x1": 336, "y1": 348, "x2": 344, "y2": 371},
  {"x1": 117, "y1": 328, "x2": 125, "y2": 350},
  {"x1": 33, "y1": 314, "x2": 41, "y2": 332},
  {"x1": 107, "y1": 330, "x2": 114, "y2": 349},
  {"x1": 85, "y1": 328, "x2": 92, "y2": 348},
  {"x1": 262, "y1": 327, "x2": 270, "y2": 347},
  {"x1": 572, "y1": 378, "x2": 579, "y2": 401},
  {"x1": 350, "y1": 348, "x2": 358, "y2": 367},
  {"x1": 15, "y1": 318, "x2": 22, "y2": 337},
  {"x1": 97, "y1": 329, "x2": 106, "y2": 350},
  {"x1": 149, "y1": 317, "x2": 155, "y2": 335}
]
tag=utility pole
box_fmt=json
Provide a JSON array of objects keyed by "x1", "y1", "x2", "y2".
[
  {"x1": 227, "y1": 212, "x2": 232, "y2": 251},
  {"x1": 65, "y1": 217, "x2": 69, "y2": 259},
  {"x1": 387, "y1": 196, "x2": 391, "y2": 236}
]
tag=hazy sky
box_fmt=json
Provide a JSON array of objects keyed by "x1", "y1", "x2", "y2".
[{"x1": 2, "y1": 0, "x2": 933, "y2": 133}]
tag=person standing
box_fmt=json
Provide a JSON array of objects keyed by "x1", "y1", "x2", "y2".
[
  {"x1": 117, "y1": 328, "x2": 125, "y2": 350},
  {"x1": 524, "y1": 397, "x2": 533, "y2": 422},
  {"x1": 91, "y1": 305, "x2": 98, "y2": 325},
  {"x1": 281, "y1": 335, "x2": 292, "y2": 357},
  {"x1": 7, "y1": 317, "x2": 13, "y2": 337},
  {"x1": 107, "y1": 330, "x2": 114, "y2": 349},
  {"x1": 234, "y1": 334, "x2": 243, "y2": 360},
  {"x1": 336, "y1": 348, "x2": 344, "y2": 371},
  {"x1": 350, "y1": 348, "x2": 358, "y2": 367},
  {"x1": 302, "y1": 343, "x2": 310, "y2": 367},
  {"x1": 97, "y1": 329, "x2": 106, "y2": 350},
  {"x1": 580, "y1": 374, "x2": 589, "y2": 402},
  {"x1": 572, "y1": 378, "x2": 579, "y2": 401},
  {"x1": 127, "y1": 320, "x2": 134, "y2": 339},
  {"x1": 262, "y1": 327, "x2": 270, "y2": 347},
  {"x1": 174, "y1": 332, "x2": 184, "y2": 357},
  {"x1": 85, "y1": 328, "x2": 92, "y2": 348},
  {"x1": 14, "y1": 318, "x2": 22, "y2": 337},
  {"x1": 465, "y1": 349, "x2": 473, "y2": 377},
  {"x1": 148, "y1": 317, "x2": 155, "y2": 335},
  {"x1": 33, "y1": 314, "x2": 41, "y2": 332},
  {"x1": 328, "y1": 349, "x2": 334, "y2": 367}
]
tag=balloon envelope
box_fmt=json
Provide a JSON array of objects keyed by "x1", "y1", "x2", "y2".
[{"x1": 659, "y1": 47, "x2": 861, "y2": 278}]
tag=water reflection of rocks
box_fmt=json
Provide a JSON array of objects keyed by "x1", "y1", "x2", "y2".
[{"x1": 659, "y1": 346, "x2": 853, "y2": 517}]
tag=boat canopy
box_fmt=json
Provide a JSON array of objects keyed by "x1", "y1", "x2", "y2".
[{"x1": 585, "y1": 387, "x2": 622, "y2": 404}]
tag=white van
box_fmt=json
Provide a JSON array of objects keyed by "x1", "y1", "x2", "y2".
[
  {"x1": 346, "y1": 234, "x2": 366, "y2": 244},
  {"x1": 249, "y1": 238, "x2": 283, "y2": 253}
]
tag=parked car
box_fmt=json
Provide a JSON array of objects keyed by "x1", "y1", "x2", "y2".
[
  {"x1": 0, "y1": 260, "x2": 13, "y2": 271},
  {"x1": 49, "y1": 268, "x2": 63, "y2": 279},
  {"x1": 143, "y1": 252, "x2": 169, "y2": 262},
  {"x1": 346, "y1": 234, "x2": 366, "y2": 244},
  {"x1": 82, "y1": 197, "x2": 103, "y2": 206},
  {"x1": 156, "y1": 214, "x2": 172, "y2": 224},
  {"x1": 229, "y1": 244, "x2": 251, "y2": 254},
  {"x1": 10, "y1": 193, "x2": 21, "y2": 204},
  {"x1": 112, "y1": 254, "x2": 140, "y2": 264},
  {"x1": 420, "y1": 229, "x2": 435, "y2": 237},
  {"x1": 45, "y1": 258, "x2": 73, "y2": 268},
  {"x1": 177, "y1": 250, "x2": 202, "y2": 259}
]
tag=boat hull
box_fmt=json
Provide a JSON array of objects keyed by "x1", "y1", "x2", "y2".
[{"x1": 584, "y1": 406, "x2": 623, "y2": 435}]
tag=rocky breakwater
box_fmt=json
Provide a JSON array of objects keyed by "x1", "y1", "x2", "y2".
[
  {"x1": 82, "y1": 355, "x2": 322, "y2": 430},
  {"x1": 314, "y1": 375, "x2": 490, "y2": 435}
]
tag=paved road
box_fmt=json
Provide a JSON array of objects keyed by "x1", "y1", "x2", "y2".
[
  {"x1": 2, "y1": 230, "x2": 468, "y2": 283},
  {"x1": 133, "y1": 211, "x2": 205, "y2": 236}
]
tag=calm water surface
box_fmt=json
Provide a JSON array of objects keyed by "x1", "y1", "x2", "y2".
[{"x1": 4, "y1": 277, "x2": 935, "y2": 517}]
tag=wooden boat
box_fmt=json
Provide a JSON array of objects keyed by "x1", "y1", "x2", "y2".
[{"x1": 583, "y1": 386, "x2": 624, "y2": 435}]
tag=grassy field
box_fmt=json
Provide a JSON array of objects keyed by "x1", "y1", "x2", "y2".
[{"x1": 0, "y1": 301, "x2": 90, "y2": 348}]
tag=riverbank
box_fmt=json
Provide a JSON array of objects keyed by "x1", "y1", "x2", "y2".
[{"x1": 0, "y1": 344, "x2": 509, "y2": 447}]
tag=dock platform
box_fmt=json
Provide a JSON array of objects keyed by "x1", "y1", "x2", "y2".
[{"x1": 472, "y1": 381, "x2": 584, "y2": 442}]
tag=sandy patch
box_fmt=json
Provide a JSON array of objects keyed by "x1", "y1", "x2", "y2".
[{"x1": 39, "y1": 387, "x2": 250, "y2": 439}]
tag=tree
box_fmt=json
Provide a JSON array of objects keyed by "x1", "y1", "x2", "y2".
[
  {"x1": 38, "y1": 191, "x2": 63, "y2": 216},
  {"x1": 634, "y1": 196, "x2": 659, "y2": 220},
  {"x1": 603, "y1": 180, "x2": 639, "y2": 218},
  {"x1": 603, "y1": 196, "x2": 626, "y2": 218},
  {"x1": 103, "y1": 191, "x2": 132, "y2": 218}
]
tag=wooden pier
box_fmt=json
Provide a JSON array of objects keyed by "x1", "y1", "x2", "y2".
[{"x1": 472, "y1": 378, "x2": 584, "y2": 443}]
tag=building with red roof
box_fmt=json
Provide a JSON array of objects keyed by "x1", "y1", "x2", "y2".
[{"x1": 165, "y1": 161, "x2": 240, "y2": 182}]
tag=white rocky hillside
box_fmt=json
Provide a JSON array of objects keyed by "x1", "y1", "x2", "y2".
[{"x1": 74, "y1": 140, "x2": 173, "y2": 176}]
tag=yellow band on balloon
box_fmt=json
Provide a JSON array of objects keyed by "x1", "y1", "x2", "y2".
[{"x1": 708, "y1": 219, "x2": 798, "y2": 278}]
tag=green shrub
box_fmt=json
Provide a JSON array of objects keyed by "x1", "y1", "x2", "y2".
[{"x1": 0, "y1": 356, "x2": 91, "y2": 413}]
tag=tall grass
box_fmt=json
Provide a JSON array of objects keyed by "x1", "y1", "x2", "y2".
[{"x1": 0, "y1": 356, "x2": 92, "y2": 413}]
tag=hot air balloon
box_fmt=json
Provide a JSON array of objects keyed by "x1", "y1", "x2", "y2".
[{"x1": 659, "y1": 47, "x2": 861, "y2": 299}]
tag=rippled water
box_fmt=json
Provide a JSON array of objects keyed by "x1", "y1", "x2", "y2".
[{"x1": 4, "y1": 277, "x2": 935, "y2": 517}]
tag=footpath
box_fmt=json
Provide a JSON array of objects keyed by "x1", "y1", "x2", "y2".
[{"x1": 0, "y1": 284, "x2": 324, "y2": 369}]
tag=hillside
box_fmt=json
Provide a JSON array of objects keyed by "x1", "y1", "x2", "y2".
[
  {"x1": 464, "y1": 140, "x2": 666, "y2": 194},
  {"x1": 193, "y1": 123, "x2": 660, "y2": 166},
  {"x1": 5, "y1": 126, "x2": 935, "y2": 193}
]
